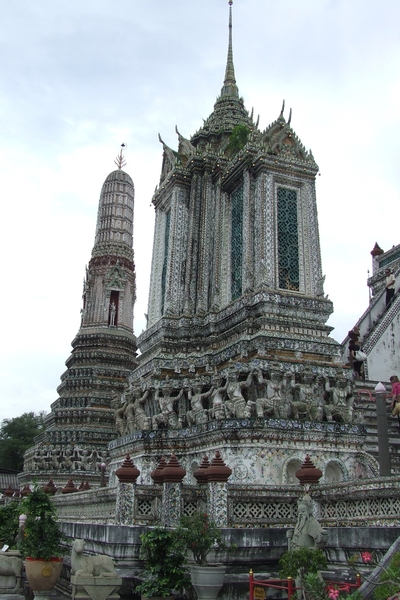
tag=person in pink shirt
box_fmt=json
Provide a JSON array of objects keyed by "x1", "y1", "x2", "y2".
[{"x1": 391, "y1": 375, "x2": 400, "y2": 417}]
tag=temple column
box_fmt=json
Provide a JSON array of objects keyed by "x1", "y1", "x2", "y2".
[
  {"x1": 205, "y1": 451, "x2": 232, "y2": 527},
  {"x1": 159, "y1": 454, "x2": 186, "y2": 527},
  {"x1": 115, "y1": 455, "x2": 140, "y2": 526}
]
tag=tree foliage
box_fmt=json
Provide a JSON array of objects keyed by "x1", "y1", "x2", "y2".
[
  {"x1": 0, "y1": 500, "x2": 21, "y2": 547},
  {"x1": 373, "y1": 552, "x2": 400, "y2": 600},
  {"x1": 136, "y1": 527, "x2": 189, "y2": 597},
  {"x1": 176, "y1": 512, "x2": 228, "y2": 565},
  {"x1": 225, "y1": 124, "x2": 250, "y2": 156},
  {"x1": 0, "y1": 412, "x2": 46, "y2": 471},
  {"x1": 279, "y1": 548, "x2": 327, "y2": 580}
]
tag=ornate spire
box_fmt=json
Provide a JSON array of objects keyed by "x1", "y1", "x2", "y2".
[
  {"x1": 220, "y1": 0, "x2": 239, "y2": 98},
  {"x1": 114, "y1": 143, "x2": 127, "y2": 170},
  {"x1": 190, "y1": 0, "x2": 252, "y2": 147}
]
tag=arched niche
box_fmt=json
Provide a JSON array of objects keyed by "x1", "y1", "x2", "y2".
[
  {"x1": 284, "y1": 458, "x2": 303, "y2": 485},
  {"x1": 325, "y1": 461, "x2": 344, "y2": 484}
]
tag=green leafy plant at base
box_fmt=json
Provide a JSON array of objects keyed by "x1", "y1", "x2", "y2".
[
  {"x1": 347, "y1": 551, "x2": 400, "y2": 600},
  {"x1": 175, "y1": 512, "x2": 228, "y2": 566},
  {"x1": 0, "y1": 501, "x2": 21, "y2": 547},
  {"x1": 303, "y1": 573, "x2": 362, "y2": 600},
  {"x1": 279, "y1": 548, "x2": 328, "y2": 581},
  {"x1": 18, "y1": 487, "x2": 65, "y2": 560},
  {"x1": 373, "y1": 552, "x2": 400, "y2": 600},
  {"x1": 303, "y1": 572, "x2": 329, "y2": 600},
  {"x1": 345, "y1": 593, "x2": 363, "y2": 600},
  {"x1": 136, "y1": 527, "x2": 189, "y2": 598}
]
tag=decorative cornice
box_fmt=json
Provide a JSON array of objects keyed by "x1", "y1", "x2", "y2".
[{"x1": 109, "y1": 417, "x2": 367, "y2": 452}]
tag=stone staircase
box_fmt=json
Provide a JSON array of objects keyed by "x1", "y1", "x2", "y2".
[{"x1": 354, "y1": 379, "x2": 400, "y2": 474}]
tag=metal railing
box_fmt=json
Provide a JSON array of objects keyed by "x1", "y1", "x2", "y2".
[{"x1": 249, "y1": 570, "x2": 361, "y2": 600}]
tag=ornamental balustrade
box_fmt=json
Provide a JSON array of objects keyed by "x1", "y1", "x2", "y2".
[
  {"x1": 53, "y1": 487, "x2": 117, "y2": 524},
  {"x1": 48, "y1": 475, "x2": 400, "y2": 528},
  {"x1": 314, "y1": 475, "x2": 400, "y2": 527}
]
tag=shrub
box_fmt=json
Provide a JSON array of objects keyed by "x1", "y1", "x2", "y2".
[
  {"x1": 225, "y1": 124, "x2": 250, "y2": 156},
  {"x1": 175, "y1": 512, "x2": 227, "y2": 566},
  {"x1": 279, "y1": 547, "x2": 327, "y2": 581},
  {"x1": 18, "y1": 487, "x2": 64, "y2": 559},
  {"x1": 136, "y1": 527, "x2": 189, "y2": 597},
  {"x1": 0, "y1": 501, "x2": 20, "y2": 547},
  {"x1": 373, "y1": 552, "x2": 400, "y2": 600}
]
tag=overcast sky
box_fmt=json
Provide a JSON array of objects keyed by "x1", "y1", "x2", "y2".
[{"x1": 0, "y1": 0, "x2": 399, "y2": 422}]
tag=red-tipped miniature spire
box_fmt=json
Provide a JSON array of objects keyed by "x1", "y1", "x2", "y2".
[
  {"x1": 193, "y1": 455, "x2": 211, "y2": 484},
  {"x1": 161, "y1": 454, "x2": 186, "y2": 483},
  {"x1": 116, "y1": 453, "x2": 140, "y2": 483},
  {"x1": 295, "y1": 455, "x2": 322, "y2": 485},
  {"x1": 206, "y1": 451, "x2": 232, "y2": 482},
  {"x1": 151, "y1": 456, "x2": 167, "y2": 484}
]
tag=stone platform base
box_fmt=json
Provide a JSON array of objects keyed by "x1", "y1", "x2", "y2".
[{"x1": 71, "y1": 575, "x2": 122, "y2": 600}]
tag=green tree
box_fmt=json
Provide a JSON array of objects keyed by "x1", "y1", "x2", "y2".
[{"x1": 0, "y1": 412, "x2": 46, "y2": 471}]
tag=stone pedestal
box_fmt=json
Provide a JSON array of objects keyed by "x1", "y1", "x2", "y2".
[
  {"x1": 71, "y1": 575, "x2": 122, "y2": 600},
  {"x1": 0, "y1": 551, "x2": 23, "y2": 594}
]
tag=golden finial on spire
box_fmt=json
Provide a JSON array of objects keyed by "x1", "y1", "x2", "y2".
[{"x1": 114, "y1": 143, "x2": 127, "y2": 170}]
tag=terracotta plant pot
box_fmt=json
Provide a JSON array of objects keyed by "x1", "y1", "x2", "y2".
[{"x1": 25, "y1": 557, "x2": 63, "y2": 592}]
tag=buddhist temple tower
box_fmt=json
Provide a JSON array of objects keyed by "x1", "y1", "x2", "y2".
[
  {"x1": 105, "y1": 3, "x2": 376, "y2": 489},
  {"x1": 21, "y1": 152, "x2": 137, "y2": 487},
  {"x1": 138, "y1": 1, "x2": 337, "y2": 373}
]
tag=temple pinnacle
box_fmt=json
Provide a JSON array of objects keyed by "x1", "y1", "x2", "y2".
[
  {"x1": 114, "y1": 143, "x2": 127, "y2": 170},
  {"x1": 220, "y1": 0, "x2": 238, "y2": 98}
]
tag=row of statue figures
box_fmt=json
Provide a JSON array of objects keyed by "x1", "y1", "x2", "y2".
[
  {"x1": 114, "y1": 368, "x2": 355, "y2": 435},
  {"x1": 27, "y1": 446, "x2": 108, "y2": 472}
]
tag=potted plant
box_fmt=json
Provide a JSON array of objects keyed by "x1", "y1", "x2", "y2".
[
  {"x1": 175, "y1": 512, "x2": 229, "y2": 600},
  {"x1": 18, "y1": 486, "x2": 65, "y2": 594},
  {"x1": 136, "y1": 527, "x2": 189, "y2": 599}
]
